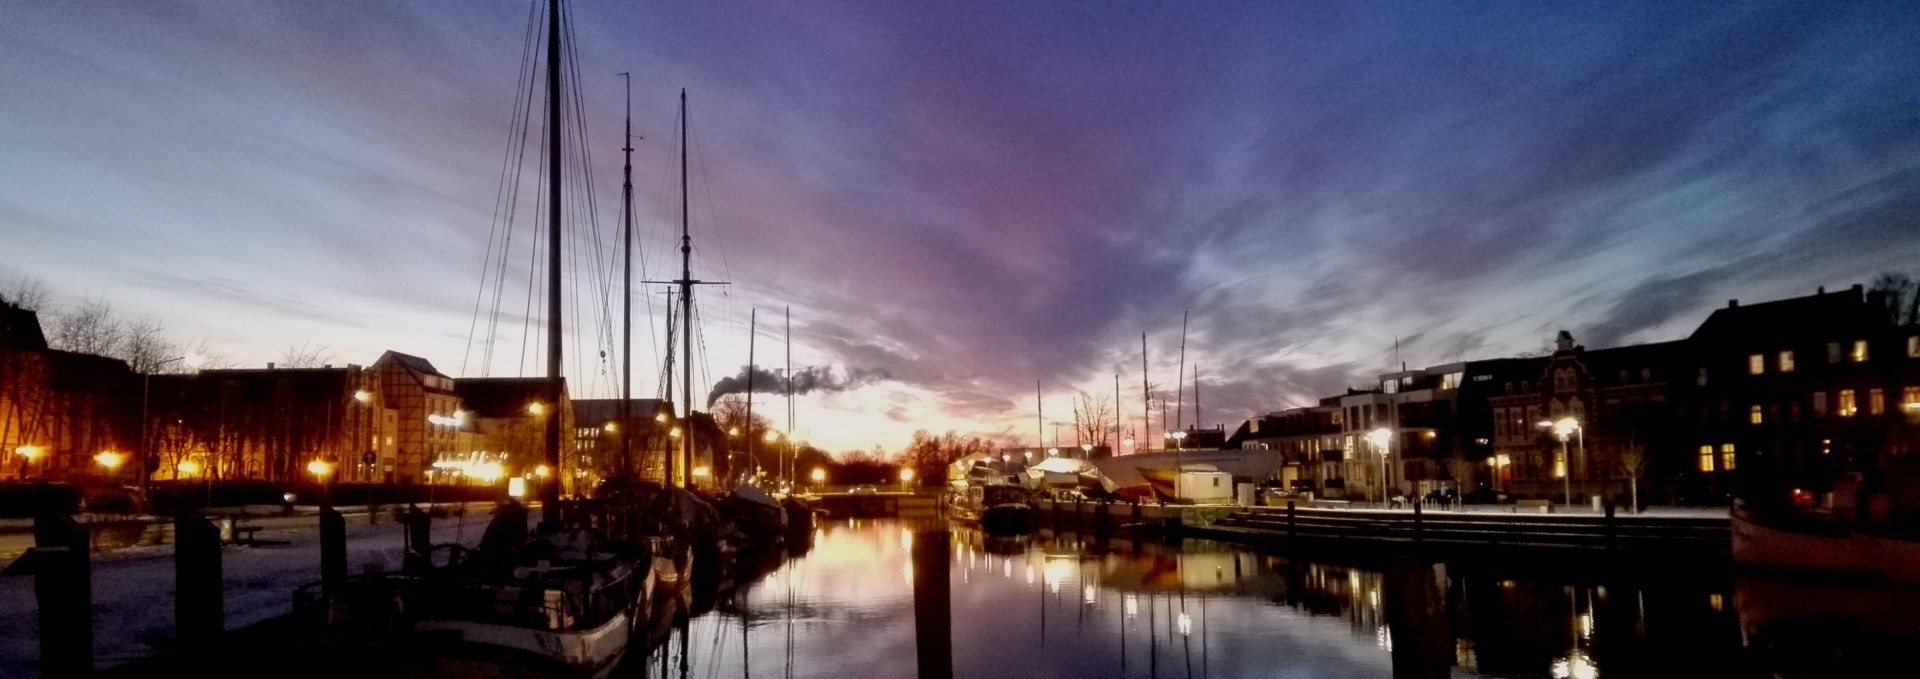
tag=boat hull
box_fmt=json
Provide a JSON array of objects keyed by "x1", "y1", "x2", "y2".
[
  {"x1": 981, "y1": 503, "x2": 1036, "y2": 535},
  {"x1": 411, "y1": 606, "x2": 634, "y2": 679}
]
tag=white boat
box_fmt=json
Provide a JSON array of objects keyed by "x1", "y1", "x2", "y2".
[{"x1": 1731, "y1": 499, "x2": 1920, "y2": 584}]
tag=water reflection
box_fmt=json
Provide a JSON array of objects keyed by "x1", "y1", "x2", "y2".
[{"x1": 622, "y1": 519, "x2": 1915, "y2": 679}]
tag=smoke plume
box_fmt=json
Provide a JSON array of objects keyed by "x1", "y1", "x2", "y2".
[{"x1": 707, "y1": 364, "x2": 892, "y2": 406}]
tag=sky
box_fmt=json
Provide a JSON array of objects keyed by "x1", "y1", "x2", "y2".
[{"x1": 4, "y1": 1, "x2": 1919, "y2": 455}]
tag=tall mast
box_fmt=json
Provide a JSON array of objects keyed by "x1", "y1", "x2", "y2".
[
  {"x1": 619, "y1": 71, "x2": 634, "y2": 480},
  {"x1": 1035, "y1": 381, "x2": 1043, "y2": 451},
  {"x1": 745, "y1": 308, "x2": 756, "y2": 484},
  {"x1": 677, "y1": 89, "x2": 692, "y2": 489},
  {"x1": 1174, "y1": 309, "x2": 1187, "y2": 434},
  {"x1": 1194, "y1": 364, "x2": 1200, "y2": 436},
  {"x1": 1114, "y1": 373, "x2": 1120, "y2": 452},
  {"x1": 541, "y1": 0, "x2": 564, "y2": 522},
  {"x1": 1140, "y1": 333, "x2": 1149, "y2": 452},
  {"x1": 784, "y1": 306, "x2": 792, "y2": 485}
]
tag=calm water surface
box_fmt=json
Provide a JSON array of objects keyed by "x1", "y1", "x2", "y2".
[{"x1": 624, "y1": 519, "x2": 1915, "y2": 679}]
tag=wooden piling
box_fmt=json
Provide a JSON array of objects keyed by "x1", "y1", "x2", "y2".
[
  {"x1": 175, "y1": 511, "x2": 223, "y2": 653},
  {"x1": 911, "y1": 526, "x2": 952, "y2": 679},
  {"x1": 320, "y1": 507, "x2": 346, "y2": 599},
  {"x1": 35, "y1": 511, "x2": 91, "y2": 678}
]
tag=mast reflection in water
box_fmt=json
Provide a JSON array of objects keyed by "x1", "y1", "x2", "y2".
[{"x1": 624, "y1": 519, "x2": 1910, "y2": 678}]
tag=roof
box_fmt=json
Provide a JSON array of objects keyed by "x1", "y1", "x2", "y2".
[
  {"x1": 1, "y1": 303, "x2": 48, "y2": 352},
  {"x1": 454, "y1": 377, "x2": 562, "y2": 418},
  {"x1": 376, "y1": 350, "x2": 449, "y2": 379},
  {"x1": 45, "y1": 350, "x2": 133, "y2": 393},
  {"x1": 1689, "y1": 286, "x2": 1876, "y2": 345}
]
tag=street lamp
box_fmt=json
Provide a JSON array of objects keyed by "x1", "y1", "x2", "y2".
[
  {"x1": 95, "y1": 451, "x2": 125, "y2": 479},
  {"x1": 1171, "y1": 430, "x2": 1188, "y2": 451},
  {"x1": 1540, "y1": 419, "x2": 1581, "y2": 508},
  {"x1": 1080, "y1": 442, "x2": 1093, "y2": 457},
  {"x1": 15, "y1": 445, "x2": 45, "y2": 478},
  {"x1": 307, "y1": 457, "x2": 336, "y2": 507},
  {"x1": 899, "y1": 467, "x2": 914, "y2": 489},
  {"x1": 809, "y1": 467, "x2": 826, "y2": 488},
  {"x1": 1367, "y1": 428, "x2": 1392, "y2": 507}
]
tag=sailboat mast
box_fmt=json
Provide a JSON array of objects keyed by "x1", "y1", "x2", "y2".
[
  {"x1": 784, "y1": 305, "x2": 792, "y2": 485},
  {"x1": 1194, "y1": 364, "x2": 1200, "y2": 436},
  {"x1": 677, "y1": 89, "x2": 692, "y2": 489},
  {"x1": 1035, "y1": 381, "x2": 1042, "y2": 450},
  {"x1": 746, "y1": 308, "x2": 756, "y2": 484},
  {"x1": 1140, "y1": 333, "x2": 1149, "y2": 451},
  {"x1": 1174, "y1": 309, "x2": 1187, "y2": 434},
  {"x1": 1114, "y1": 373, "x2": 1120, "y2": 451},
  {"x1": 541, "y1": 0, "x2": 564, "y2": 521},
  {"x1": 619, "y1": 71, "x2": 634, "y2": 479}
]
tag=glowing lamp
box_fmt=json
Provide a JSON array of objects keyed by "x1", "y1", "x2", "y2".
[
  {"x1": 527, "y1": 402, "x2": 545, "y2": 416},
  {"x1": 94, "y1": 451, "x2": 125, "y2": 470},
  {"x1": 810, "y1": 467, "x2": 826, "y2": 483},
  {"x1": 306, "y1": 458, "x2": 335, "y2": 479}
]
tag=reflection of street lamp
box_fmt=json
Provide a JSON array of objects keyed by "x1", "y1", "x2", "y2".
[{"x1": 1367, "y1": 428, "x2": 1392, "y2": 507}]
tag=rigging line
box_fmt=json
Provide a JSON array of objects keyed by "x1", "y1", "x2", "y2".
[
  {"x1": 477, "y1": 0, "x2": 543, "y2": 378},
  {"x1": 688, "y1": 119, "x2": 737, "y2": 330},
  {"x1": 559, "y1": 6, "x2": 619, "y2": 399},
  {"x1": 462, "y1": 0, "x2": 539, "y2": 378},
  {"x1": 520, "y1": 116, "x2": 549, "y2": 378}
]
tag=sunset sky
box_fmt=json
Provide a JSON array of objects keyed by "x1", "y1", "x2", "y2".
[{"x1": 4, "y1": 1, "x2": 1918, "y2": 454}]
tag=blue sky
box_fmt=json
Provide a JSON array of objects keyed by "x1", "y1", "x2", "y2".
[{"x1": 3, "y1": 1, "x2": 1918, "y2": 452}]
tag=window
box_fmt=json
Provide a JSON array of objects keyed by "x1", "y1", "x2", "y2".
[
  {"x1": 1828, "y1": 342, "x2": 1843, "y2": 364},
  {"x1": 1906, "y1": 386, "x2": 1920, "y2": 408},
  {"x1": 1641, "y1": 368, "x2": 1652, "y2": 382},
  {"x1": 1852, "y1": 340, "x2": 1869, "y2": 363},
  {"x1": 1750, "y1": 405, "x2": 1763, "y2": 425},
  {"x1": 1839, "y1": 389, "x2": 1857, "y2": 417},
  {"x1": 1382, "y1": 379, "x2": 1399, "y2": 394},
  {"x1": 1910, "y1": 336, "x2": 1919, "y2": 358},
  {"x1": 1472, "y1": 374, "x2": 1492, "y2": 382},
  {"x1": 1778, "y1": 351, "x2": 1795, "y2": 373},
  {"x1": 1442, "y1": 372, "x2": 1463, "y2": 390},
  {"x1": 1813, "y1": 392, "x2": 1828, "y2": 416},
  {"x1": 1748, "y1": 354, "x2": 1765, "y2": 375},
  {"x1": 1698, "y1": 445, "x2": 1714, "y2": 472},
  {"x1": 1870, "y1": 388, "x2": 1884, "y2": 416},
  {"x1": 1721, "y1": 444, "x2": 1736, "y2": 471},
  {"x1": 1697, "y1": 368, "x2": 1709, "y2": 387}
]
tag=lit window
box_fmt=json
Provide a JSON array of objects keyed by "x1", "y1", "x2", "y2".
[
  {"x1": 1697, "y1": 368, "x2": 1709, "y2": 386},
  {"x1": 1382, "y1": 380, "x2": 1398, "y2": 394},
  {"x1": 1828, "y1": 342, "x2": 1843, "y2": 364},
  {"x1": 1852, "y1": 340, "x2": 1869, "y2": 363},
  {"x1": 1441, "y1": 373, "x2": 1462, "y2": 390},
  {"x1": 1698, "y1": 445, "x2": 1714, "y2": 472},
  {"x1": 1749, "y1": 405, "x2": 1763, "y2": 425},
  {"x1": 1778, "y1": 351, "x2": 1795, "y2": 373},
  {"x1": 1910, "y1": 336, "x2": 1919, "y2": 358},
  {"x1": 1870, "y1": 388, "x2": 1884, "y2": 416},
  {"x1": 1721, "y1": 444, "x2": 1736, "y2": 471},
  {"x1": 1906, "y1": 386, "x2": 1920, "y2": 408},
  {"x1": 1839, "y1": 389, "x2": 1857, "y2": 417},
  {"x1": 1748, "y1": 354, "x2": 1765, "y2": 375},
  {"x1": 1813, "y1": 392, "x2": 1828, "y2": 416}
]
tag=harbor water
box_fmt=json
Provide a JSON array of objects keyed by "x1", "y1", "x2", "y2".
[{"x1": 619, "y1": 518, "x2": 1915, "y2": 678}]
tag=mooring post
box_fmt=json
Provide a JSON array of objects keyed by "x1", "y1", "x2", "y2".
[
  {"x1": 35, "y1": 510, "x2": 91, "y2": 678},
  {"x1": 404, "y1": 504, "x2": 430, "y2": 573},
  {"x1": 1604, "y1": 503, "x2": 1616, "y2": 550},
  {"x1": 175, "y1": 511, "x2": 223, "y2": 654},
  {"x1": 1413, "y1": 500, "x2": 1424, "y2": 543},
  {"x1": 911, "y1": 525, "x2": 952, "y2": 679},
  {"x1": 1286, "y1": 500, "x2": 1296, "y2": 539},
  {"x1": 320, "y1": 506, "x2": 346, "y2": 600}
]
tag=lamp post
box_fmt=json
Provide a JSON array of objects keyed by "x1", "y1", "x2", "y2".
[
  {"x1": 1367, "y1": 427, "x2": 1392, "y2": 508},
  {"x1": 1171, "y1": 429, "x2": 1187, "y2": 451},
  {"x1": 1541, "y1": 419, "x2": 1579, "y2": 508},
  {"x1": 307, "y1": 457, "x2": 336, "y2": 508},
  {"x1": 1080, "y1": 442, "x2": 1093, "y2": 458}
]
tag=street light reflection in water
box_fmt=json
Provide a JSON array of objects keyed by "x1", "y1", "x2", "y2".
[{"x1": 624, "y1": 519, "x2": 1912, "y2": 679}]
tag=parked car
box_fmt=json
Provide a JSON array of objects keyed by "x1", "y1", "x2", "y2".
[
  {"x1": 1461, "y1": 485, "x2": 1511, "y2": 505},
  {"x1": 849, "y1": 485, "x2": 879, "y2": 495}
]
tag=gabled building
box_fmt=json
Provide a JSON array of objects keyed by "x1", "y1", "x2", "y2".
[
  {"x1": 1, "y1": 302, "x2": 52, "y2": 480},
  {"x1": 372, "y1": 351, "x2": 463, "y2": 484}
]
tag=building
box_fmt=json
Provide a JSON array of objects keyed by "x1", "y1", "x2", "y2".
[
  {"x1": 1, "y1": 302, "x2": 52, "y2": 480},
  {"x1": 571, "y1": 398, "x2": 675, "y2": 483},
  {"x1": 146, "y1": 364, "x2": 387, "y2": 483},
  {"x1": 372, "y1": 351, "x2": 463, "y2": 484},
  {"x1": 1227, "y1": 398, "x2": 1342, "y2": 492},
  {"x1": 1486, "y1": 333, "x2": 1683, "y2": 505},
  {"x1": 453, "y1": 377, "x2": 572, "y2": 491}
]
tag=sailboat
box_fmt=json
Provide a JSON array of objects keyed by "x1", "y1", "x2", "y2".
[{"x1": 293, "y1": 2, "x2": 650, "y2": 676}]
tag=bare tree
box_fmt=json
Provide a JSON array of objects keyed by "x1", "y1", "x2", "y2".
[
  {"x1": 0, "y1": 272, "x2": 50, "y2": 311},
  {"x1": 48, "y1": 296, "x2": 125, "y2": 356},
  {"x1": 1614, "y1": 436, "x2": 1649, "y2": 514},
  {"x1": 1870, "y1": 271, "x2": 1919, "y2": 325},
  {"x1": 121, "y1": 316, "x2": 178, "y2": 374},
  {"x1": 1072, "y1": 390, "x2": 1113, "y2": 447},
  {"x1": 279, "y1": 341, "x2": 337, "y2": 368}
]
